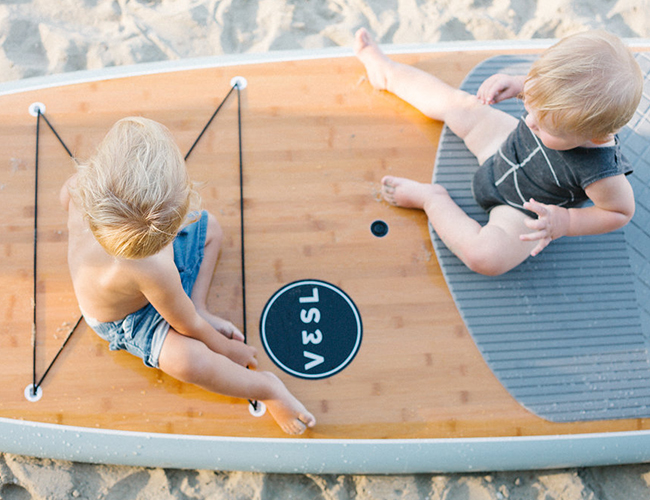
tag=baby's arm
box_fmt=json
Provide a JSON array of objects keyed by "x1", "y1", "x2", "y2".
[
  {"x1": 477, "y1": 74, "x2": 526, "y2": 105},
  {"x1": 521, "y1": 175, "x2": 635, "y2": 256},
  {"x1": 138, "y1": 258, "x2": 258, "y2": 368}
]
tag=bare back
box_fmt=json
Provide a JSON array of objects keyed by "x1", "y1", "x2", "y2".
[{"x1": 61, "y1": 179, "x2": 171, "y2": 323}]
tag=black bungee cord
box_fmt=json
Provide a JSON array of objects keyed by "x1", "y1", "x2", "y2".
[
  {"x1": 236, "y1": 82, "x2": 261, "y2": 414},
  {"x1": 30, "y1": 107, "x2": 81, "y2": 398},
  {"x1": 236, "y1": 83, "x2": 248, "y2": 342},
  {"x1": 183, "y1": 80, "x2": 248, "y2": 342},
  {"x1": 31, "y1": 82, "x2": 256, "y2": 414},
  {"x1": 184, "y1": 79, "x2": 259, "y2": 413},
  {"x1": 31, "y1": 107, "x2": 39, "y2": 395}
]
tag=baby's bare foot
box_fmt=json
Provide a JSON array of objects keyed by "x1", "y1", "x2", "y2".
[
  {"x1": 262, "y1": 372, "x2": 316, "y2": 435},
  {"x1": 354, "y1": 28, "x2": 393, "y2": 90},
  {"x1": 381, "y1": 176, "x2": 444, "y2": 210}
]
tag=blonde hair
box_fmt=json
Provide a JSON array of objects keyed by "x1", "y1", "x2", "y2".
[
  {"x1": 523, "y1": 30, "x2": 643, "y2": 140},
  {"x1": 73, "y1": 117, "x2": 200, "y2": 259}
]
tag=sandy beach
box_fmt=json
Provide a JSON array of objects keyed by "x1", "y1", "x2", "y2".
[{"x1": 2, "y1": 1, "x2": 650, "y2": 499}]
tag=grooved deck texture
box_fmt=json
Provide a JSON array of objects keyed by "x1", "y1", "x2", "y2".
[{"x1": 431, "y1": 54, "x2": 650, "y2": 422}]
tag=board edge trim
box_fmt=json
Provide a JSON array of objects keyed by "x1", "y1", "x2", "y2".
[{"x1": 2, "y1": 416, "x2": 650, "y2": 473}]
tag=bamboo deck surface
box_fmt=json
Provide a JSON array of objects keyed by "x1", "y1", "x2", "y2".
[{"x1": 1, "y1": 48, "x2": 647, "y2": 440}]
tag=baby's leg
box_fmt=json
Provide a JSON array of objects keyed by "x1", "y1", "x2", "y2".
[
  {"x1": 191, "y1": 212, "x2": 245, "y2": 341},
  {"x1": 382, "y1": 176, "x2": 537, "y2": 275},
  {"x1": 158, "y1": 329, "x2": 316, "y2": 435},
  {"x1": 355, "y1": 28, "x2": 517, "y2": 165}
]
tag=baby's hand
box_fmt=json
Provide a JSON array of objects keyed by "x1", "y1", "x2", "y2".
[
  {"x1": 477, "y1": 74, "x2": 525, "y2": 105},
  {"x1": 520, "y1": 199, "x2": 570, "y2": 257},
  {"x1": 227, "y1": 340, "x2": 258, "y2": 369},
  {"x1": 214, "y1": 318, "x2": 245, "y2": 342},
  {"x1": 198, "y1": 310, "x2": 245, "y2": 342}
]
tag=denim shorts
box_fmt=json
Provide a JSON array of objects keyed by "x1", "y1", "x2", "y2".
[{"x1": 84, "y1": 211, "x2": 208, "y2": 368}]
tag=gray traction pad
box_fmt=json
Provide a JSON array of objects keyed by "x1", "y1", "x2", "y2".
[{"x1": 430, "y1": 53, "x2": 650, "y2": 422}]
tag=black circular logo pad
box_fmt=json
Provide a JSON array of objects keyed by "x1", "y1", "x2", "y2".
[{"x1": 260, "y1": 280, "x2": 362, "y2": 379}]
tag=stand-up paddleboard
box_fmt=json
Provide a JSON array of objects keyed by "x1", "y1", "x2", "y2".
[{"x1": 2, "y1": 41, "x2": 650, "y2": 474}]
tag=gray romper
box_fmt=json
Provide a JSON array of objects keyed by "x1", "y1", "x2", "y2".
[{"x1": 472, "y1": 118, "x2": 632, "y2": 218}]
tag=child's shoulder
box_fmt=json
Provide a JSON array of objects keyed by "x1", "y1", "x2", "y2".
[{"x1": 118, "y1": 245, "x2": 178, "y2": 287}]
